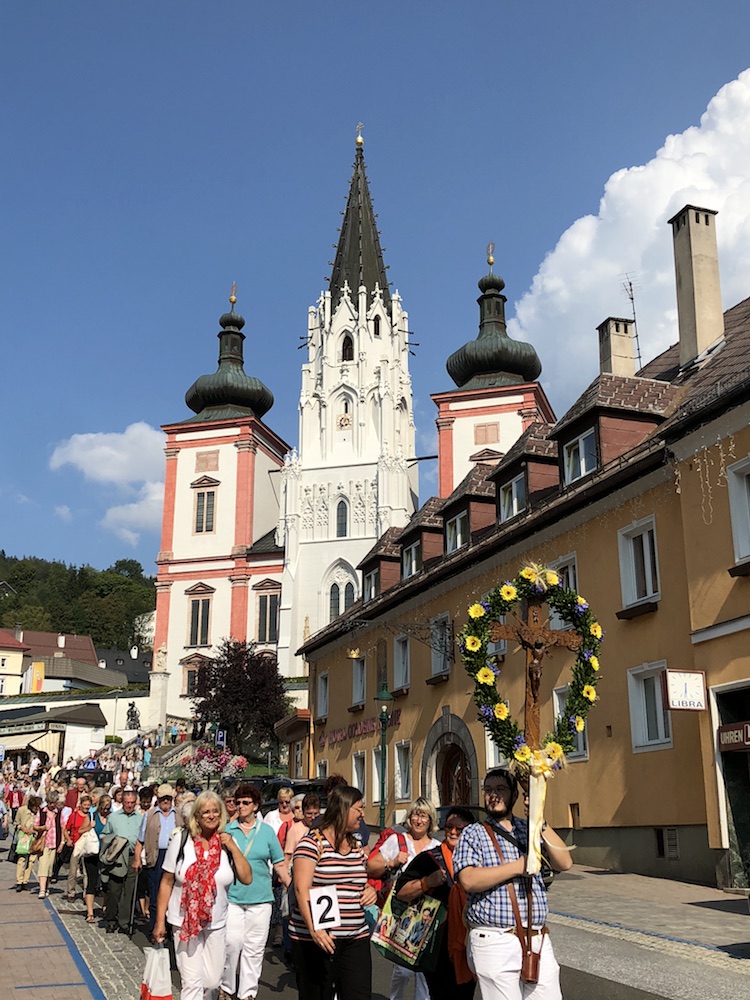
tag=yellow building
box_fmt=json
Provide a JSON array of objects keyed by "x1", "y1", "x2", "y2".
[
  {"x1": 0, "y1": 628, "x2": 29, "y2": 696},
  {"x1": 291, "y1": 205, "x2": 750, "y2": 888}
]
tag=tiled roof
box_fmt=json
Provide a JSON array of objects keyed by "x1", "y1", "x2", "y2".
[
  {"x1": 21, "y1": 631, "x2": 98, "y2": 667},
  {"x1": 0, "y1": 629, "x2": 30, "y2": 652},
  {"x1": 488, "y1": 423, "x2": 557, "y2": 479},
  {"x1": 438, "y1": 464, "x2": 496, "y2": 513},
  {"x1": 358, "y1": 527, "x2": 402, "y2": 568},
  {"x1": 551, "y1": 373, "x2": 680, "y2": 438},
  {"x1": 399, "y1": 497, "x2": 444, "y2": 537},
  {"x1": 248, "y1": 529, "x2": 284, "y2": 555}
]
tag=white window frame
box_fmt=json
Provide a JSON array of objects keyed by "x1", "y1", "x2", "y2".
[
  {"x1": 194, "y1": 488, "x2": 217, "y2": 534},
  {"x1": 364, "y1": 568, "x2": 378, "y2": 602},
  {"x1": 353, "y1": 751, "x2": 366, "y2": 799},
  {"x1": 0, "y1": 677, "x2": 5, "y2": 695},
  {"x1": 549, "y1": 553, "x2": 578, "y2": 630},
  {"x1": 316, "y1": 759, "x2": 328, "y2": 780},
  {"x1": 430, "y1": 614, "x2": 452, "y2": 676},
  {"x1": 394, "y1": 636, "x2": 410, "y2": 689},
  {"x1": 563, "y1": 428, "x2": 597, "y2": 484},
  {"x1": 485, "y1": 729, "x2": 507, "y2": 770},
  {"x1": 627, "y1": 660, "x2": 672, "y2": 752},
  {"x1": 446, "y1": 511, "x2": 469, "y2": 553},
  {"x1": 372, "y1": 746, "x2": 385, "y2": 803},
  {"x1": 257, "y1": 591, "x2": 280, "y2": 644},
  {"x1": 188, "y1": 596, "x2": 212, "y2": 647},
  {"x1": 402, "y1": 540, "x2": 422, "y2": 579},
  {"x1": 728, "y1": 455, "x2": 750, "y2": 564},
  {"x1": 618, "y1": 516, "x2": 661, "y2": 607},
  {"x1": 499, "y1": 473, "x2": 527, "y2": 522},
  {"x1": 395, "y1": 740, "x2": 412, "y2": 801},
  {"x1": 352, "y1": 657, "x2": 366, "y2": 706},
  {"x1": 317, "y1": 673, "x2": 329, "y2": 719},
  {"x1": 293, "y1": 740, "x2": 304, "y2": 778},
  {"x1": 553, "y1": 684, "x2": 588, "y2": 760}
]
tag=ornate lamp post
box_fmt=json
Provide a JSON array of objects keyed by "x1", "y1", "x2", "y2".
[{"x1": 375, "y1": 685, "x2": 394, "y2": 831}]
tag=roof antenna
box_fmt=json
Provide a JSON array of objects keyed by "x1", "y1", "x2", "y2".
[{"x1": 621, "y1": 273, "x2": 643, "y2": 369}]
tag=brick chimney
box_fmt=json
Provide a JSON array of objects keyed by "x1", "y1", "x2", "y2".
[
  {"x1": 668, "y1": 205, "x2": 724, "y2": 368},
  {"x1": 598, "y1": 317, "x2": 636, "y2": 377}
]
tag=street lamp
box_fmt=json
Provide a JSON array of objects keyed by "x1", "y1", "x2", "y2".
[{"x1": 375, "y1": 685, "x2": 394, "y2": 832}]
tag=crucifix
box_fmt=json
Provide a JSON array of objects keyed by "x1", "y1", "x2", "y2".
[{"x1": 489, "y1": 597, "x2": 582, "y2": 750}]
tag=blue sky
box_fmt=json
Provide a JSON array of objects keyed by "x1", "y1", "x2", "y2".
[{"x1": 3, "y1": 1, "x2": 750, "y2": 572}]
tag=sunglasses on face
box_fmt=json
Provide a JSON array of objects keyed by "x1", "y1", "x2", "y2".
[{"x1": 236, "y1": 798, "x2": 255, "y2": 806}]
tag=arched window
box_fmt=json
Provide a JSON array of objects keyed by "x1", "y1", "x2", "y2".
[
  {"x1": 344, "y1": 582, "x2": 355, "y2": 610},
  {"x1": 336, "y1": 500, "x2": 348, "y2": 538},
  {"x1": 342, "y1": 335, "x2": 354, "y2": 362},
  {"x1": 329, "y1": 583, "x2": 340, "y2": 622},
  {"x1": 373, "y1": 315, "x2": 381, "y2": 337}
]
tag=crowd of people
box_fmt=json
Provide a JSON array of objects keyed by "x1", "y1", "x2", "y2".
[{"x1": 1, "y1": 754, "x2": 571, "y2": 1000}]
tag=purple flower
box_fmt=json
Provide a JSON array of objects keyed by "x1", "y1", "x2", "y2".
[
  {"x1": 513, "y1": 733, "x2": 525, "y2": 749},
  {"x1": 486, "y1": 660, "x2": 501, "y2": 675},
  {"x1": 568, "y1": 715, "x2": 578, "y2": 731},
  {"x1": 480, "y1": 705, "x2": 494, "y2": 720},
  {"x1": 573, "y1": 603, "x2": 586, "y2": 617},
  {"x1": 582, "y1": 649, "x2": 592, "y2": 661}
]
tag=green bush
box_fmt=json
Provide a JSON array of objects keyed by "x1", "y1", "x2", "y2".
[{"x1": 105, "y1": 735, "x2": 123, "y2": 745}]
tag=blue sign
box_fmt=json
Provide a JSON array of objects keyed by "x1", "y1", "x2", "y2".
[
  {"x1": 0, "y1": 745, "x2": 5, "y2": 763},
  {"x1": 215, "y1": 729, "x2": 226, "y2": 749}
]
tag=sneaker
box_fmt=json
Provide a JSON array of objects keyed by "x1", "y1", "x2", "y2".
[{"x1": 218, "y1": 991, "x2": 234, "y2": 1000}]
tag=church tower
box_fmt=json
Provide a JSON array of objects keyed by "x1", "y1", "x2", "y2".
[
  {"x1": 276, "y1": 132, "x2": 418, "y2": 677},
  {"x1": 148, "y1": 291, "x2": 290, "y2": 727}
]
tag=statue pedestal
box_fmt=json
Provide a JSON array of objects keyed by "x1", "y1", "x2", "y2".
[{"x1": 146, "y1": 671, "x2": 170, "y2": 732}]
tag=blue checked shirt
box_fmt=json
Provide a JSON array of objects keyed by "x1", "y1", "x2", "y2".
[{"x1": 452, "y1": 818, "x2": 548, "y2": 929}]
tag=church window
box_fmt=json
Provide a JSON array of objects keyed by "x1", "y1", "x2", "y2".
[
  {"x1": 373, "y1": 315, "x2": 381, "y2": 337},
  {"x1": 342, "y1": 335, "x2": 354, "y2": 362},
  {"x1": 474, "y1": 423, "x2": 499, "y2": 446},
  {"x1": 188, "y1": 597, "x2": 211, "y2": 647},
  {"x1": 336, "y1": 500, "x2": 349, "y2": 538},
  {"x1": 344, "y1": 582, "x2": 355, "y2": 609},
  {"x1": 194, "y1": 490, "x2": 216, "y2": 534},
  {"x1": 329, "y1": 583, "x2": 340, "y2": 622},
  {"x1": 257, "y1": 592, "x2": 280, "y2": 644}
]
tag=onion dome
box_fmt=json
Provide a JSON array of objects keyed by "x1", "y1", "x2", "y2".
[
  {"x1": 183, "y1": 288, "x2": 274, "y2": 422},
  {"x1": 446, "y1": 250, "x2": 542, "y2": 390}
]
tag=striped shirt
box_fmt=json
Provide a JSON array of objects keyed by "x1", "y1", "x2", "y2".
[
  {"x1": 289, "y1": 831, "x2": 368, "y2": 940},
  {"x1": 452, "y1": 818, "x2": 548, "y2": 929}
]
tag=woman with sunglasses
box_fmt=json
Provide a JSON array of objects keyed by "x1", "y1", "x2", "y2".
[
  {"x1": 394, "y1": 807, "x2": 477, "y2": 1000},
  {"x1": 219, "y1": 784, "x2": 291, "y2": 1000},
  {"x1": 82, "y1": 793, "x2": 112, "y2": 923}
]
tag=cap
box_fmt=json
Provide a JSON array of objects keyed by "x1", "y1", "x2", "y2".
[{"x1": 157, "y1": 783, "x2": 174, "y2": 798}]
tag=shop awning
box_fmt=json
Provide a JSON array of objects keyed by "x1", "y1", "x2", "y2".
[
  {"x1": 28, "y1": 731, "x2": 62, "y2": 759},
  {"x1": 0, "y1": 731, "x2": 48, "y2": 752}
]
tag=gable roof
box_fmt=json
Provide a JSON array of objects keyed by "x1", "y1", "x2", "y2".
[
  {"x1": 21, "y1": 631, "x2": 98, "y2": 667},
  {"x1": 488, "y1": 423, "x2": 557, "y2": 479},
  {"x1": 398, "y1": 497, "x2": 444, "y2": 539},
  {"x1": 550, "y1": 372, "x2": 680, "y2": 439},
  {"x1": 0, "y1": 628, "x2": 30, "y2": 652},
  {"x1": 438, "y1": 464, "x2": 496, "y2": 512},
  {"x1": 358, "y1": 526, "x2": 402, "y2": 569}
]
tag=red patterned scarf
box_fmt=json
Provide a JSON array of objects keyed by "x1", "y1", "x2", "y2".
[{"x1": 179, "y1": 834, "x2": 222, "y2": 941}]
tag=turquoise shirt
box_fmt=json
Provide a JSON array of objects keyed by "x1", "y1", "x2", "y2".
[{"x1": 226, "y1": 817, "x2": 283, "y2": 906}]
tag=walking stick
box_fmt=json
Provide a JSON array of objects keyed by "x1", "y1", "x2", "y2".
[{"x1": 128, "y1": 865, "x2": 138, "y2": 938}]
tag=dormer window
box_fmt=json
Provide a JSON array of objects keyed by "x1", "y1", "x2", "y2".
[
  {"x1": 445, "y1": 511, "x2": 469, "y2": 553},
  {"x1": 402, "y1": 540, "x2": 422, "y2": 579},
  {"x1": 499, "y1": 473, "x2": 527, "y2": 522},
  {"x1": 563, "y1": 429, "x2": 597, "y2": 484},
  {"x1": 364, "y1": 568, "x2": 379, "y2": 602}
]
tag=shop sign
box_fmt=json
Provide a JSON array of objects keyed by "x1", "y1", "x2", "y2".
[
  {"x1": 717, "y1": 721, "x2": 750, "y2": 752},
  {"x1": 318, "y1": 709, "x2": 401, "y2": 750},
  {"x1": 662, "y1": 670, "x2": 707, "y2": 711}
]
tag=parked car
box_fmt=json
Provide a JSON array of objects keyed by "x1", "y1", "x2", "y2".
[{"x1": 260, "y1": 777, "x2": 327, "y2": 816}]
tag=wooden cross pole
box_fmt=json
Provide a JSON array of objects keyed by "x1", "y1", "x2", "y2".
[{"x1": 489, "y1": 598, "x2": 582, "y2": 749}]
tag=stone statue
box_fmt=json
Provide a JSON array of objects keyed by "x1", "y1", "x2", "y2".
[
  {"x1": 154, "y1": 643, "x2": 167, "y2": 672},
  {"x1": 126, "y1": 702, "x2": 140, "y2": 730}
]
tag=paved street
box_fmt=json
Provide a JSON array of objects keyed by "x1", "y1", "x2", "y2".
[{"x1": 2, "y1": 835, "x2": 749, "y2": 999}]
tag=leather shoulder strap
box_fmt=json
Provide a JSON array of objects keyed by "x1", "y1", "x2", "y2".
[{"x1": 482, "y1": 821, "x2": 530, "y2": 949}]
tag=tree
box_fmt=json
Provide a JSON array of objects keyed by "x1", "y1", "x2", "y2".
[
  {"x1": 192, "y1": 640, "x2": 291, "y2": 759},
  {"x1": 1, "y1": 603, "x2": 53, "y2": 631}
]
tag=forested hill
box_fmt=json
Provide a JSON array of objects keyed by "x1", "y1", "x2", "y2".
[{"x1": 0, "y1": 553, "x2": 155, "y2": 650}]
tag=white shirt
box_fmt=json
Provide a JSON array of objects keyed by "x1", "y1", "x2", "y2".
[
  {"x1": 379, "y1": 833, "x2": 440, "y2": 863},
  {"x1": 263, "y1": 808, "x2": 289, "y2": 836},
  {"x1": 162, "y1": 833, "x2": 235, "y2": 930}
]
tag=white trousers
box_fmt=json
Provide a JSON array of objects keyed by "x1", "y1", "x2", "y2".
[
  {"x1": 467, "y1": 927, "x2": 561, "y2": 1000},
  {"x1": 389, "y1": 966, "x2": 430, "y2": 1000},
  {"x1": 174, "y1": 926, "x2": 226, "y2": 1000},
  {"x1": 221, "y1": 901, "x2": 273, "y2": 1000}
]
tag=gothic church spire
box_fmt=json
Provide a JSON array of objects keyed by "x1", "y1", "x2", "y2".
[{"x1": 329, "y1": 129, "x2": 391, "y2": 313}]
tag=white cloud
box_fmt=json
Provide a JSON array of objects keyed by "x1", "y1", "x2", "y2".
[
  {"x1": 102, "y1": 481, "x2": 165, "y2": 546},
  {"x1": 54, "y1": 505, "x2": 72, "y2": 523},
  {"x1": 50, "y1": 421, "x2": 164, "y2": 485},
  {"x1": 50, "y1": 422, "x2": 165, "y2": 544},
  {"x1": 509, "y1": 69, "x2": 750, "y2": 417}
]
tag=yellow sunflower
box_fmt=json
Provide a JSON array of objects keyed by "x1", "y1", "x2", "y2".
[
  {"x1": 590, "y1": 622, "x2": 603, "y2": 639},
  {"x1": 514, "y1": 745, "x2": 532, "y2": 763},
  {"x1": 582, "y1": 684, "x2": 597, "y2": 702},
  {"x1": 520, "y1": 567, "x2": 537, "y2": 583},
  {"x1": 468, "y1": 603, "x2": 486, "y2": 619},
  {"x1": 589, "y1": 655, "x2": 600, "y2": 671},
  {"x1": 476, "y1": 667, "x2": 496, "y2": 685},
  {"x1": 465, "y1": 635, "x2": 482, "y2": 653},
  {"x1": 576, "y1": 595, "x2": 588, "y2": 606},
  {"x1": 500, "y1": 584, "x2": 517, "y2": 602},
  {"x1": 545, "y1": 570, "x2": 559, "y2": 586},
  {"x1": 574, "y1": 715, "x2": 585, "y2": 732},
  {"x1": 494, "y1": 702, "x2": 509, "y2": 721},
  {"x1": 544, "y1": 741, "x2": 564, "y2": 761}
]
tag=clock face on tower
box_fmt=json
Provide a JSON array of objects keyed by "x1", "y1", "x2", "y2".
[{"x1": 337, "y1": 413, "x2": 352, "y2": 429}]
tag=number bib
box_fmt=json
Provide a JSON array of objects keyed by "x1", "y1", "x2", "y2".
[{"x1": 309, "y1": 886, "x2": 342, "y2": 930}]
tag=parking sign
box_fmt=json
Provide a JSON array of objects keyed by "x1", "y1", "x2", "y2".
[{"x1": 215, "y1": 729, "x2": 226, "y2": 748}]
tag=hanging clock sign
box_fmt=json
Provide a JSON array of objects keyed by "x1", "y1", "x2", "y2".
[{"x1": 661, "y1": 669, "x2": 707, "y2": 711}]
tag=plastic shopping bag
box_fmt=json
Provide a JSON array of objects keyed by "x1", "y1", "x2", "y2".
[{"x1": 140, "y1": 946, "x2": 172, "y2": 1000}]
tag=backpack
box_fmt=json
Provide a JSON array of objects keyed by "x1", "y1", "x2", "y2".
[
  {"x1": 368, "y1": 829, "x2": 407, "y2": 907},
  {"x1": 174, "y1": 827, "x2": 238, "y2": 882}
]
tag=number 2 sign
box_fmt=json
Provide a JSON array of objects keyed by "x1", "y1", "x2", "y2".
[{"x1": 308, "y1": 886, "x2": 342, "y2": 930}]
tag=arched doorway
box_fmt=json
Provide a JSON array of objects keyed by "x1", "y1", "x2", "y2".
[{"x1": 440, "y1": 744, "x2": 471, "y2": 805}]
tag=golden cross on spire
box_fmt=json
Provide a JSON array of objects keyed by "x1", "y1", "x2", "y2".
[
  {"x1": 229, "y1": 281, "x2": 237, "y2": 307},
  {"x1": 356, "y1": 121, "x2": 364, "y2": 146},
  {"x1": 486, "y1": 241, "x2": 495, "y2": 269}
]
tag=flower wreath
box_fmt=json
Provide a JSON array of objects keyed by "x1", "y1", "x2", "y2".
[{"x1": 460, "y1": 563, "x2": 603, "y2": 776}]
